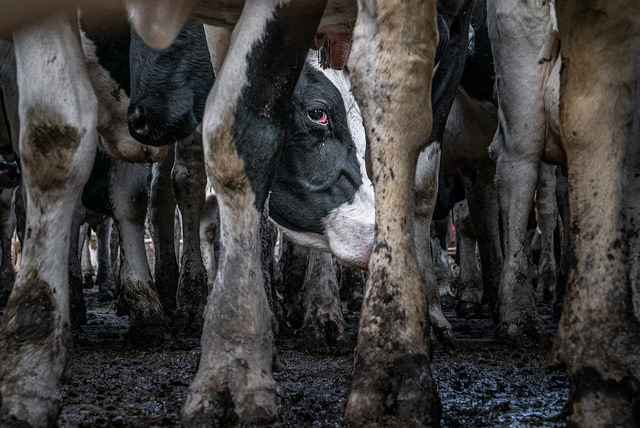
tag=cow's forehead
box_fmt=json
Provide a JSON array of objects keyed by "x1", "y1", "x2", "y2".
[{"x1": 305, "y1": 52, "x2": 366, "y2": 159}]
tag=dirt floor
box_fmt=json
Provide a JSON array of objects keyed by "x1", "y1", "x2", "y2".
[{"x1": 42, "y1": 288, "x2": 570, "y2": 427}]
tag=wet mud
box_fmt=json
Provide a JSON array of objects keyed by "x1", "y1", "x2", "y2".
[{"x1": 48, "y1": 290, "x2": 568, "y2": 427}]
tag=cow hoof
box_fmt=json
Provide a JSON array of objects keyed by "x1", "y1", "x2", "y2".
[
  {"x1": 126, "y1": 311, "x2": 169, "y2": 343},
  {"x1": 495, "y1": 310, "x2": 549, "y2": 346},
  {"x1": 182, "y1": 383, "x2": 281, "y2": 427},
  {"x1": 455, "y1": 301, "x2": 483, "y2": 319},
  {"x1": 97, "y1": 288, "x2": 115, "y2": 302},
  {"x1": 171, "y1": 310, "x2": 203, "y2": 338},
  {"x1": 345, "y1": 354, "x2": 441, "y2": 426},
  {"x1": 297, "y1": 314, "x2": 352, "y2": 355},
  {"x1": 0, "y1": 388, "x2": 61, "y2": 428},
  {"x1": 82, "y1": 273, "x2": 94, "y2": 289},
  {"x1": 430, "y1": 323, "x2": 457, "y2": 350}
]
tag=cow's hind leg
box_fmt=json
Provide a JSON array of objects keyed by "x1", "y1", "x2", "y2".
[
  {"x1": 181, "y1": 1, "x2": 326, "y2": 425},
  {"x1": 110, "y1": 159, "x2": 167, "y2": 339},
  {"x1": 345, "y1": 0, "x2": 441, "y2": 424},
  {"x1": 549, "y1": 1, "x2": 640, "y2": 424},
  {"x1": 0, "y1": 14, "x2": 97, "y2": 426},
  {"x1": 486, "y1": 0, "x2": 552, "y2": 345}
]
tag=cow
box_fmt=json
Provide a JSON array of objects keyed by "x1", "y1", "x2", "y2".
[
  {"x1": 9, "y1": 0, "x2": 637, "y2": 426},
  {"x1": 0, "y1": 1, "x2": 442, "y2": 426}
]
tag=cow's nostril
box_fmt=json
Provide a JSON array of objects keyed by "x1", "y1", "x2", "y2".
[{"x1": 128, "y1": 104, "x2": 149, "y2": 137}]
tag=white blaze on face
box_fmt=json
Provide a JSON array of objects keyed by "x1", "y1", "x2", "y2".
[{"x1": 305, "y1": 52, "x2": 375, "y2": 268}]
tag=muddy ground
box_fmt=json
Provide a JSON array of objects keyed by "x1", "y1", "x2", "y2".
[{"x1": 40, "y1": 288, "x2": 570, "y2": 427}]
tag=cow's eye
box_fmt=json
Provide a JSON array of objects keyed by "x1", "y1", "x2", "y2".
[{"x1": 308, "y1": 109, "x2": 328, "y2": 125}]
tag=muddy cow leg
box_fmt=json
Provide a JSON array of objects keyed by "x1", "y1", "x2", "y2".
[
  {"x1": 486, "y1": 0, "x2": 554, "y2": 345},
  {"x1": 465, "y1": 166, "x2": 502, "y2": 317},
  {"x1": 431, "y1": 223, "x2": 455, "y2": 300},
  {"x1": 69, "y1": 203, "x2": 88, "y2": 326},
  {"x1": 172, "y1": 134, "x2": 208, "y2": 336},
  {"x1": 535, "y1": 162, "x2": 557, "y2": 304},
  {"x1": 181, "y1": 1, "x2": 326, "y2": 425},
  {"x1": 415, "y1": 145, "x2": 455, "y2": 346},
  {"x1": 553, "y1": 169, "x2": 570, "y2": 318},
  {"x1": 110, "y1": 158, "x2": 167, "y2": 339},
  {"x1": 276, "y1": 237, "x2": 309, "y2": 329},
  {"x1": 345, "y1": 0, "x2": 441, "y2": 424},
  {"x1": 199, "y1": 192, "x2": 219, "y2": 295},
  {"x1": 0, "y1": 13, "x2": 97, "y2": 426},
  {"x1": 95, "y1": 218, "x2": 117, "y2": 301},
  {"x1": 148, "y1": 145, "x2": 180, "y2": 315},
  {"x1": 299, "y1": 247, "x2": 351, "y2": 354},
  {"x1": 549, "y1": 1, "x2": 640, "y2": 425},
  {"x1": 453, "y1": 199, "x2": 484, "y2": 318},
  {"x1": 0, "y1": 188, "x2": 16, "y2": 307}
]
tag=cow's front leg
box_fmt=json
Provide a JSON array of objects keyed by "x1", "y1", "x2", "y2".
[
  {"x1": 181, "y1": 1, "x2": 326, "y2": 425},
  {"x1": 344, "y1": 0, "x2": 441, "y2": 425},
  {"x1": 0, "y1": 14, "x2": 98, "y2": 426},
  {"x1": 172, "y1": 133, "x2": 208, "y2": 337},
  {"x1": 148, "y1": 146, "x2": 180, "y2": 314}
]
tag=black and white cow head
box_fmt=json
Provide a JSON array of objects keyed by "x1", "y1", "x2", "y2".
[
  {"x1": 128, "y1": 24, "x2": 374, "y2": 268},
  {"x1": 270, "y1": 53, "x2": 373, "y2": 268},
  {"x1": 128, "y1": 21, "x2": 214, "y2": 146}
]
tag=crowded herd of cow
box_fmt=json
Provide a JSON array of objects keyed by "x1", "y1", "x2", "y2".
[{"x1": 0, "y1": 0, "x2": 638, "y2": 426}]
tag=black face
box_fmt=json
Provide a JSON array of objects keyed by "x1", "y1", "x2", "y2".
[
  {"x1": 128, "y1": 21, "x2": 215, "y2": 146},
  {"x1": 268, "y1": 63, "x2": 363, "y2": 234}
]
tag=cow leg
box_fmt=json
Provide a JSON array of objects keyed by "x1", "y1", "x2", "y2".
[
  {"x1": 345, "y1": 1, "x2": 441, "y2": 424},
  {"x1": 110, "y1": 159, "x2": 167, "y2": 339},
  {"x1": 276, "y1": 237, "x2": 309, "y2": 329},
  {"x1": 465, "y1": 166, "x2": 502, "y2": 316},
  {"x1": 299, "y1": 248, "x2": 351, "y2": 354},
  {"x1": 181, "y1": 1, "x2": 326, "y2": 425},
  {"x1": 199, "y1": 193, "x2": 219, "y2": 296},
  {"x1": 148, "y1": 145, "x2": 179, "y2": 315},
  {"x1": 0, "y1": 14, "x2": 97, "y2": 426},
  {"x1": 486, "y1": 0, "x2": 553, "y2": 345},
  {"x1": 549, "y1": 2, "x2": 640, "y2": 424},
  {"x1": 95, "y1": 218, "x2": 116, "y2": 301},
  {"x1": 432, "y1": 220, "x2": 455, "y2": 301},
  {"x1": 80, "y1": 222, "x2": 94, "y2": 289},
  {"x1": 453, "y1": 199, "x2": 484, "y2": 318},
  {"x1": 172, "y1": 134, "x2": 208, "y2": 336},
  {"x1": 69, "y1": 203, "x2": 88, "y2": 326},
  {"x1": 553, "y1": 169, "x2": 570, "y2": 318},
  {"x1": 535, "y1": 162, "x2": 557, "y2": 304},
  {"x1": 415, "y1": 147, "x2": 455, "y2": 346},
  {"x1": 0, "y1": 188, "x2": 16, "y2": 307},
  {"x1": 261, "y1": 209, "x2": 281, "y2": 336}
]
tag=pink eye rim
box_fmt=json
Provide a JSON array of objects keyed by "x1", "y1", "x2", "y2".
[{"x1": 308, "y1": 108, "x2": 328, "y2": 125}]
